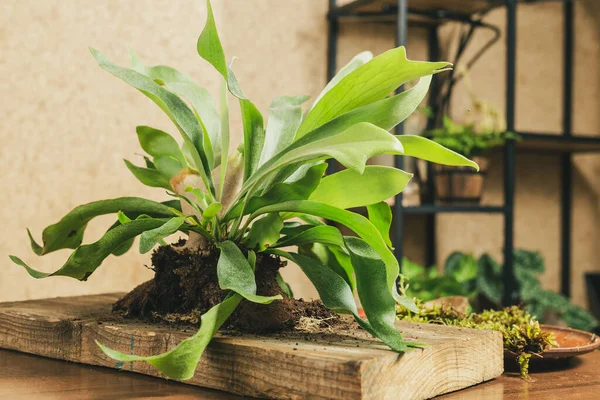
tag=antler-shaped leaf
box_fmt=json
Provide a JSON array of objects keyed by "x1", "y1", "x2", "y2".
[
  {"x1": 97, "y1": 292, "x2": 243, "y2": 380},
  {"x1": 11, "y1": 218, "x2": 169, "y2": 280},
  {"x1": 25, "y1": 197, "x2": 177, "y2": 256},
  {"x1": 196, "y1": 0, "x2": 265, "y2": 182},
  {"x1": 366, "y1": 202, "x2": 394, "y2": 248},
  {"x1": 345, "y1": 237, "x2": 421, "y2": 349},
  {"x1": 296, "y1": 48, "x2": 450, "y2": 138}
]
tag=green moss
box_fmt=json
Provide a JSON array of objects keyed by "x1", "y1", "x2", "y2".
[{"x1": 397, "y1": 301, "x2": 557, "y2": 379}]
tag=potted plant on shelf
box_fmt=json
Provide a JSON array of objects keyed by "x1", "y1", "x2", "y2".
[
  {"x1": 424, "y1": 97, "x2": 518, "y2": 205},
  {"x1": 8, "y1": 0, "x2": 479, "y2": 384}
]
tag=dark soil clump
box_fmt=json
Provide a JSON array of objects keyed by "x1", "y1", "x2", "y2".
[{"x1": 114, "y1": 240, "x2": 340, "y2": 333}]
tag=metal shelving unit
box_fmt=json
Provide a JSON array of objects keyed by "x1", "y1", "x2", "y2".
[{"x1": 327, "y1": 0, "x2": 600, "y2": 304}]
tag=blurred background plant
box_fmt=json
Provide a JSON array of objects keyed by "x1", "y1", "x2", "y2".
[
  {"x1": 425, "y1": 113, "x2": 519, "y2": 158},
  {"x1": 402, "y1": 249, "x2": 599, "y2": 332},
  {"x1": 423, "y1": 67, "x2": 519, "y2": 158}
]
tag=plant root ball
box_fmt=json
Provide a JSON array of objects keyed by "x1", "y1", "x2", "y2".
[{"x1": 114, "y1": 240, "x2": 338, "y2": 333}]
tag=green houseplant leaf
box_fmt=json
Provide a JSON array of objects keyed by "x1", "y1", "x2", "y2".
[
  {"x1": 272, "y1": 225, "x2": 344, "y2": 249},
  {"x1": 25, "y1": 197, "x2": 176, "y2": 255},
  {"x1": 124, "y1": 159, "x2": 172, "y2": 189},
  {"x1": 216, "y1": 241, "x2": 282, "y2": 304},
  {"x1": 244, "y1": 213, "x2": 284, "y2": 251},
  {"x1": 309, "y1": 166, "x2": 412, "y2": 210},
  {"x1": 367, "y1": 202, "x2": 394, "y2": 248},
  {"x1": 218, "y1": 79, "x2": 230, "y2": 200},
  {"x1": 154, "y1": 156, "x2": 185, "y2": 179},
  {"x1": 90, "y1": 48, "x2": 214, "y2": 195},
  {"x1": 296, "y1": 47, "x2": 450, "y2": 138},
  {"x1": 259, "y1": 95, "x2": 310, "y2": 166},
  {"x1": 240, "y1": 100, "x2": 266, "y2": 182},
  {"x1": 11, "y1": 218, "x2": 168, "y2": 280},
  {"x1": 139, "y1": 217, "x2": 186, "y2": 254},
  {"x1": 477, "y1": 253, "x2": 503, "y2": 305},
  {"x1": 396, "y1": 135, "x2": 479, "y2": 170},
  {"x1": 444, "y1": 252, "x2": 478, "y2": 283},
  {"x1": 310, "y1": 51, "x2": 372, "y2": 109},
  {"x1": 195, "y1": 0, "x2": 267, "y2": 183},
  {"x1": 136, "y1": 126, "x2": 186, "y2": 165},
  {"x1": 296, "y1": 242, "x2": 355, "y2": 290},
  {"x1": 276, "y1": 272, "x2": 294, "y2": 297},
  {"x1": 231, "y1": 75, "x2": 434, "y2": 206},
  {"x1": 273, "y1": 248, "x2": 414, "y2": 351},
  {"x1": 196, "y1": 0, "x2": 228, "y2": 80},
  {"x1": 226, "y1": 163, "x2": 326, "y2": 221},
  {"x1": 97, "y1": 292, "x2": 243, "y2": 380},
  {"x1": 249, "y1": 200, "x2": 403, "y2": 303},
  {"x1": 271, "y1": 250, "x2": 360, "y2": 316},
  {"x1": 129, "y1": 55, "x2": 221, "y2": 168},
  {"x1": 345, "y1": 237, "x2": 419, "y2": 350},
  {"x1": 230, "y1": 122, "x2": 405, "y2": 212}
]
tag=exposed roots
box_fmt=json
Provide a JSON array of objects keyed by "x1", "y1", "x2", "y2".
[{"x1": 294, "y1": 316, "x2": 338, "y2": 334}]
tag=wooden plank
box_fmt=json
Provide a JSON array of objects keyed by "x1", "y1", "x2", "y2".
[{"x1": 0, "y1": 294, "x2": 503, "y2": 400}]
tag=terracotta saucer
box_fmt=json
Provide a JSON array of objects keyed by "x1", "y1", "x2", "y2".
[{"x1": 505, "y1": 324, "x2": 600, "y2": 360}]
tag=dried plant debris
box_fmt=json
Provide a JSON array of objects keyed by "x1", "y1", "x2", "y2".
[{"x1": 397, "y1": 302, "x2": 557, "y2": 379}]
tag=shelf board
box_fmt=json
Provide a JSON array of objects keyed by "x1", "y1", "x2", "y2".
[
  {"x1": 330, "y1": 0, "x2": 565, "y2": 23},
  {"x1": 399, "y1": 204, "x2": 506, "y2": 214},
  {"x1": 344, "y1": 0, "x2": 494, "y2": 15},
  {"x1": 351, "y1": 202, "x2": 506, "y2": 216},
  {"x1": 517, "y1": 132, "x2": 600, "y2": 153}
]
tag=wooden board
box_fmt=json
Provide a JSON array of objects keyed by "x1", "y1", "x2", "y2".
[{"x1": 0, "y1": 294, "x2": 503, "y2": 400}]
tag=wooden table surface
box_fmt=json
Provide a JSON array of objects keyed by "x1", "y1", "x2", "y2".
[{"x1": 1, "y1": 348, "x2": 599, "y2": 399}]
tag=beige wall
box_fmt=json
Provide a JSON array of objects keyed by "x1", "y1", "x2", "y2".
[{"x1": 1, "y1": 1, "x2": 599, "y2": 308}]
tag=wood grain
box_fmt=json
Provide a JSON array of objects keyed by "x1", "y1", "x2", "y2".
[{"x1": 0, "y1": 294, "x2": 503, "y2": 400}]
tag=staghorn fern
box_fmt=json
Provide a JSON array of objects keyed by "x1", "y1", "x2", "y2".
[{"x1": 10, "y1": 0, "x2": 478, "y2": 380}]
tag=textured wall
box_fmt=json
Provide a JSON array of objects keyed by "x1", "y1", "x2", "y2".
[
  {"x1": 1, "y1": 0, "x2": 215, "y2": 301},
  {"x1": 1, "y1": 1, "x2": 599, "y2": 308}
]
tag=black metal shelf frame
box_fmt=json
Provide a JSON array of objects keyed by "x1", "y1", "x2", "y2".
[
  {"x1": 402, "y1": 205, "x2": 506, "y2": 214},
  {"x1": 327, "y1": 0, "x2": 585, "y2": 303}
]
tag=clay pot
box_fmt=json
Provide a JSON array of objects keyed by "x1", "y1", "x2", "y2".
[{"x1": 433, "y1": 156, "x2": 489, "y2": 205}]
